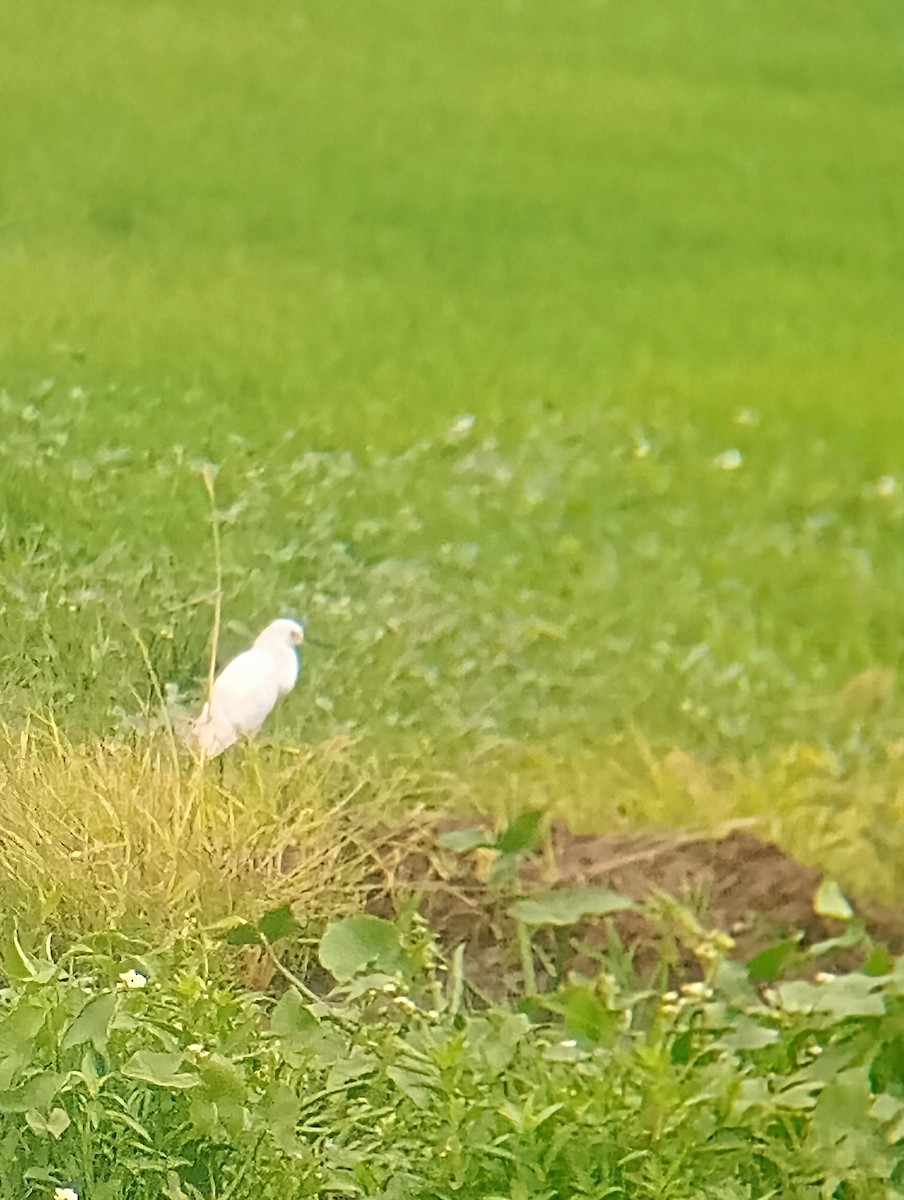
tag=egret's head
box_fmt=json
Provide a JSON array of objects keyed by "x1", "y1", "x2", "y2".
[{"x1": 255, "y1": 618, "x2": 305, "y2": 650}]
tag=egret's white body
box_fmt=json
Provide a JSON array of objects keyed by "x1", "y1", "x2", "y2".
[{"x1": 191, "y1": 618, "x2": 304, "y2": 757}]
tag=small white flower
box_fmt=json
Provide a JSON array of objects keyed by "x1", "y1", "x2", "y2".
[
  {"x1": 559, "y1": 1038, "x2": 577, "y2": 1048},
  {"x1": 734, "y1": 408, "x2": 760, "y2": 427},
  {"x1": 814, "y1": 971, "x2": 836, "y2": 984},
  {"x1": 381, "y1": 981, "x2": 398, "y2": 994},
  {"x1": 53, "y1": 1188, "x2": 79, "y2": 1200},
  {"x1": 713, "y1": 448, "x2": 743, "y2": 471},
  {"x1": 680, "y1": 981, "x2": 713, "y2": 999},
  {"x1": 186, "y1": 1043, "x2": 205, "y2": 1053},
  {"x1": 874, "y1": 475, "x2": 897, "y2": 497},
  {"x1": 118, "y1": 969, "x2": 147, "y2": 989},
  {"x1": 446, "y1": 413, "x2": 475, "y2": 444},
  {"x1": 661, "y1": 991, "x2": 679, "y2": 1003}
]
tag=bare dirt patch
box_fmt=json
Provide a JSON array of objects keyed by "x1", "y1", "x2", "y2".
[{"x1": 365, "y1": 818, "x2": 904, "y2": 999}]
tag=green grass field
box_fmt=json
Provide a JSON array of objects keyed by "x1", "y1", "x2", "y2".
[
  {"x1": 4, "y1": 0, "x2": 903, "y2": 444},
  {"x1": 3, "y1": 3, "x2": 904, "y2": 1195},
  {"x1": 3, "y1": 0, "x2": 904, "y2": 893}
]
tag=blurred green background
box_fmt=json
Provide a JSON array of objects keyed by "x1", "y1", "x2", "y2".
[
  {"x1": 4, "y1": 1, "x2": 902, "y2": 446},
  {"x1": 2, "y1": 1, "x2": 904, "y2": 818}
]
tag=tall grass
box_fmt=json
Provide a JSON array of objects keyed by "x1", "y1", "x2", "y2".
[
  {"x1": 0, "y1": 721, "x2": 416, "y2": 936},
  {"x1": 3, "y1": 716, "x2": 904, "y2": 947}
]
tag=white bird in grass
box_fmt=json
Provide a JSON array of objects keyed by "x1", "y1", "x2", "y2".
[{"x1": 190, "y1": 618, "x2": 304, "y2": 758}]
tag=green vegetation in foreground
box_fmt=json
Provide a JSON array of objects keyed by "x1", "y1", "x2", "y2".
[{"x1": 2, "y1": 908, "x2": 904, "y2": 1200}]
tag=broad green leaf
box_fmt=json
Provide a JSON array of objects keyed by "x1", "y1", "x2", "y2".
[
  {"x1": 217, "y1": 1098, "x2": 248, "y2": 1139},
  {"x1": 777, "y1": 974, "x2": 885, "y2": 1019},
  {"x1": 508, "y1": 886, "x2": 634, "y2": 927},
  {"x1": 258, "y1": 904, "x2": 299, "y2": 943},
  {"x1": 270, "y1": 989, "x2": 318, "y2": 1040},
  {"x1": 122, "y1": 1051, "x2": 200, "y2": 1090},
  {"x1": 0, "y1": 1001, "x2": 47, "y2": 1058},
  {"x1": 719, "y1": 1017, "x2": 780, "y2": 1052},
  {"x1": 813, "y1": 879, "x2": 853, "y2": 921},
  {"x1": 0, "y1": 1072, "x2": 63, "y2": 1113},
  {"x1": 466, "y1": 1013, "x2": 530, "y2": 1073},
  {"x1": 747, "y1": 939, "x2": 800, "y2": 983},
  {"x1": 386, "y1": 1065, "x2": 434, "y2": 1109},
  {"x1": 265, "y1": 1081, "x2": 303, "y2": 1157},
  {"x1": 550, "y1": 985, "x2": 620, "y2": 1046},
  {"x1": 63, "y1": 992, "x2": 117, "y2": 1051},
  {"x1": 269, "y1": 990, "x2": 345, "y2": 1064},
  {"x1": 809, "y1": 1067, "x2": 883, "y2": 1172},
  {"x1": 327, "y1": 1048, "x2": 378, "y2": 1089},
  {"x1": 436, "y1": 827, "x2": 492, "y2": 853},
  {"x1": 0, "y1": 1053, "x2": 25, "y2": 1091},
  {"x1": 731, "y1": 1076, "x2": 771, "y2": 1116},
  {"x1": 870, "y1": 1093, "x2": 904, "y2": 1124},
  {"x1": 188, "y1": 1095, "x2": 217, "y2": 1138},
  {"x1": 25, "y1": 1107, "x2": 70, "y2": 1139},
  {"x1": 496, "y1": 809, "x2": 543, "y2": 854},
  {"x1": 0, "y1": 929, "x2": 56, "y2": 984},
  {"x1": 863, "y1": 945, "x2": 894, "y2": 976},
  {"x1": 776, "y1": 1080, "x2": 820, "y2": 1111},
  {"x1": 319, "y1": 915, "x2": 404, "y2": 982},
  {"x1": 487, "y1": 851, "x2": 521, "y2": 888},
  {"x1": 222, "y1": 922, "x2": 260, "y2": 947},
  {"x1": 566, "y1": 991, "x2": 622, "y2": 1045}
]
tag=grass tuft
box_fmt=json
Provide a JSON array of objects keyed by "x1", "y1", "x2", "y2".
[{"x1": 0, "y1": 721, "x2": 419, "y2": 936}]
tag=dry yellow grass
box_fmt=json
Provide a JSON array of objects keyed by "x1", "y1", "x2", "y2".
[{"x1": 0, "y1": 719, "x2": 425, "y2": 935}]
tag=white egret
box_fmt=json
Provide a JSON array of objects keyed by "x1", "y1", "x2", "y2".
[{"x1": 190, "y1": 618, "x2": 304, "y2": 757}]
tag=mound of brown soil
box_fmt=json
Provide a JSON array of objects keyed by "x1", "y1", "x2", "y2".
[{"x1": 366, "y1": 819, "x2": 904, "y2": 998}]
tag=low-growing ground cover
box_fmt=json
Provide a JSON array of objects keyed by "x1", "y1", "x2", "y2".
[{"x1": 2, "y1": 905, "x2": 904, "y2": 1200}]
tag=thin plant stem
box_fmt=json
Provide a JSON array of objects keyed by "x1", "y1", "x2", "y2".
[
  {"x1": 126, "y1": 622, "x2": 181, "y2": 782},
  {"x1": 201, "y1": 464, "x2": 224, "y2": 702},
  {"x1": 517, "y1": 920, "x2": 537, "y2": 996}
]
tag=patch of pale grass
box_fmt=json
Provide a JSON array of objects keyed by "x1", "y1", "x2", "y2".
[
  {"x1": 0, "y1": 718, "x2": 427, "y2": 937},
  {"x1": 500, "y1": 734, "x2": 904, "y2": 907},
  {"x1": 448, "y1": 729, "x2": 904, "y2": 907}
]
